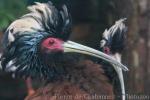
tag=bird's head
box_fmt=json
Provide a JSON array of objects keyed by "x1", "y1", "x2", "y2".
[{"x1": 100, "y1": 18, "x2": 127, "y2": 54}]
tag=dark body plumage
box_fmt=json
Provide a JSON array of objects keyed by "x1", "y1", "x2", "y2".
[{"x1": 25, "y1": 60, "x2": 114, "y2": 100}]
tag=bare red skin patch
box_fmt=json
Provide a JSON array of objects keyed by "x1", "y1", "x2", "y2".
[
  {"x1": 103, "y1": 47, "x2": 110, "y2": 54},
  {"x1": 41, "y1": 37, "x2": 64, "y2": 53}
]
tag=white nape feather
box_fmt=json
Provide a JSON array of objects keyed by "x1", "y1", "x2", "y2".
[
  {"x1": 100, "y1": 29, "x2": 108, "y2": 48},
  {"x1": 102, "y1": 29, "x2": 109, "y2": 40},
  {"x1": 5, "y1": 60, "x2": 17, "y2": 72},
  {"x1": 8, "y1": 32, "x2": 15, "y2": 43}
]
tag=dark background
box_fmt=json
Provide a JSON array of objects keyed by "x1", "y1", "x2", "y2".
[{"x1": 0, "y1": 0, "x2": 150, "y2": 99}]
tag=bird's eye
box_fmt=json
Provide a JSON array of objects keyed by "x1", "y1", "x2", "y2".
[
  {"x1": 103, "y1": 47, "x2": 110, "y2": 54},
  {"x1": 48, "y1": 39, "x2": 55, "y2": 45}
]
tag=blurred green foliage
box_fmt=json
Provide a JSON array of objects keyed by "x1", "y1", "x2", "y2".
[{"x1": 0, "y1": 0, "x2": 27, "y2": 31}]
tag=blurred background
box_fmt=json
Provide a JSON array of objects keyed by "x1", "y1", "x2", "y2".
[{"x1": 0, "y1": 0, "x2": 150, "y2": 99}]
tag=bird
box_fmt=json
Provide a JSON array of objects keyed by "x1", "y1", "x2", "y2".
[
  {"x1": 0, "y1": 1, "x2": 128, "y2": 100},
  {"x1": 100, "y1": 18, "x2": 127, "y2": 100}
]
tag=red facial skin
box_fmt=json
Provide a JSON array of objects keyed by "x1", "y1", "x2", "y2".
[
  {"x1": 103, "y1": 47, "x2": 110, "y2": 54},
  {"x1": 41, "y1": 37, "x2": 64, "y2": 53}
]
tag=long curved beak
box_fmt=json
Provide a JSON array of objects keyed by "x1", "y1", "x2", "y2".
[
  {"x1": 63, "y1": 41, "x2": 128, "y2": 71},
  {"x1": 111, "y1": 53, "x2": 126, "y2": 100}
]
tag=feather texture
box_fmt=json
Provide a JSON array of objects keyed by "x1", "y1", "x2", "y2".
[
  {"x1": 2, "y1": 1, "x2": 72, "y2": 49},
  {"x1": 25, "y1": 60, "x2": 114, "y2": 100},
  {"x1": 1, "y1": 2, "x2": 72, "y2": 79},
  {"x1": 100, "y1": 18, "x2": 127, "y2": 53}
]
